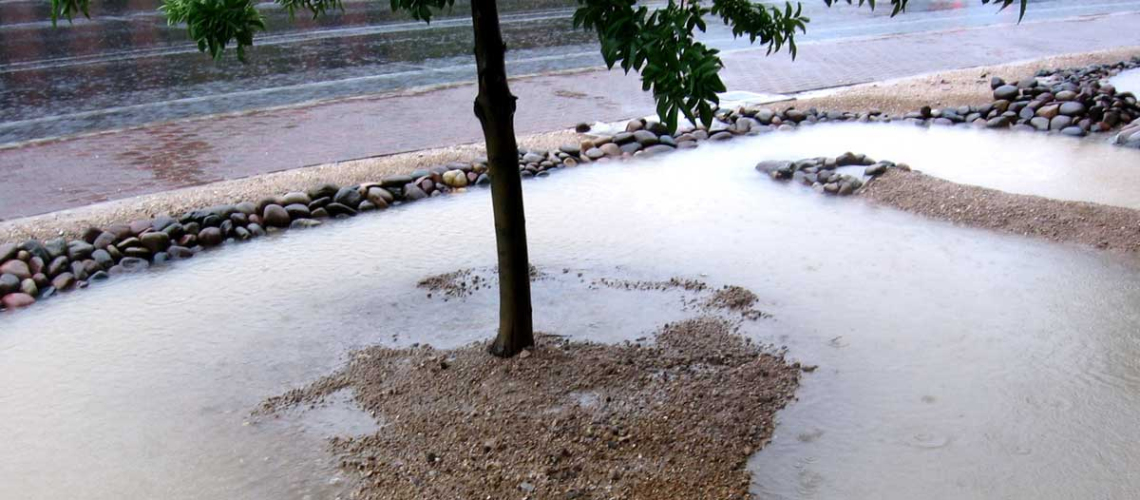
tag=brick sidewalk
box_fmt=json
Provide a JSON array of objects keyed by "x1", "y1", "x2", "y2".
[{"x1": 2, "y1": 12, "x2": 1140, "y2": 220}]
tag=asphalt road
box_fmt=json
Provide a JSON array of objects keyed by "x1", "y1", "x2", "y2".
[{"x1": 3, "y1": 0, "x2": 1140, "y2": 145}]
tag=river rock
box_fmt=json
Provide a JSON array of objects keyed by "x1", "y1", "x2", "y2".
[
  {"x1": 19, "y1": 278, "x2": 38, "y2": 297},
  {"x1": 1, "y1": 293, "x2": 35, "y2": 309},
  {"x1": 46, "y1": 256, "x2": 69, "y2": 277},
  {"x1": 26, "y1": 256, "x2": 43, "y2": 275},
  {"x1": 1061, "y1": 126, "x2": 1087, "y2": 137},
  {"x1": 262, "y1": 204, "x2": 291, "y2": 228},
  {"x1": 367, "y1": 187, "x2": 394, "y2": 204},
  {"x1": 993, "y1": 85, "x2": 1020, "y2": 100},
  {"x1": 600, "y1": 143, "x2": 622, "y2": 157},
  {"x1": 640, "y1": 144, "x2": 675, "y2": 156},
  {"x1": 117, "y1": 257, "x2": 150, "y2": 273},
  {"x1": 325, "y1": 202, "x2": 358, "y2": 216},
  {"x1": 128, "y1": 219, "x2": 153, "y2": 236},
  {"x1": 865, "y1": 163, "x2": 889, "y2": 176},
  {"x1": 0, "y1": 274, "x2": 19, "y2": 295},
  {"x1": 476, "y1": 174, "x2": 491, "y2": 186},
  {"x1": 69, "y1": 261, "x2": 88, "y2": 281},
  {"x1": 585, "y1": 147, "x2": 604, "y2": 160},
  {"x1": 619, "y1": 142, "x2": 642, "y2": 154},
  {"x1": 404, "y1": 184, "x2": 428, "y2": 201},
  {"x1": 333, "y1": 186, "x2": 363, "y2": 208},
  {"x1": 44, "y1": 238, "x2": 66, "y2": 260},
  {"x1": 1059, "y1": 101, "x2": 1086, "y2": 116},
  {"x1": 282, "y1": 192, "x2": 312, "y2": 206},
  {"x1": 139, "y1": 232, "x2": 170, "y2": 253},
  {"x1": 308, "y1": 183, "x2": 339, "y2": 200},
  {"x1": 1050, "y1": 115, "x2": 1073, "y2": 131},
  {"x1": 558, "y1": 144, "x2": 580, "y2": 156},
  {"x1": 52, "y1": 272, "x2": 76, "y2": 291},
  {"x1": 0, "y1": 260, "x2": 31, "y2": 281},
  {"x1": 92, "y1": 249, "x2": 114, "y2": 270},
  {"x1": 985, "y1": 116, "x2": 1011, "y2": 128},
  {"x1": 363, "y1": 188, "x2": 390, "y2": 209},
  {"x1": 290, "y1": 219, "x2": 324, "y2": 230},
  {"x1": 123, "y1": 247, "x2": 152, "y2": 260},
  {"x1": 66, "y1": 241, "x2": 94, "y2": 261},
  {"x1": 443, "y1": 169, "x2": 468, "y2": 188},
  {"x1": 1055, "y1": 90, "x2": 1078, "y2": 101},
  {"x1": 1030, "y1": 116, "x2": 1051, "y2": 131},
  {"x1": 151, "y1": 215, "x2": 176, "y2": 232},
  {"x1": 381, "y1": 175, "x2": 415, "y2": 189},
  {"x1": 1, "y1": 243, "x2": 18, "y2": 262},
  {"x1": 284, "y1": 204, "x2": 312, "y2": 219},
  {"x1": 198, "y1": 227, "x2": 224, "y2": 247},
  {"x1": 632, "y1": 130, "x2": 659, "y2": 146},
  {"x1": 755, "y1": 160, "x2": 793, "y2": 178},
  {"x1": 235, "y1": 201, "x2": 257, "y2": 215}
]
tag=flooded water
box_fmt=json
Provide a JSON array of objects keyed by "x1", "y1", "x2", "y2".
[
  {"x1": 2, "y1": 125, "x2": 1140, "y2": 499},
  {"x1": 1111, "y1": 68, "x2": 1140, "y2": 95}
]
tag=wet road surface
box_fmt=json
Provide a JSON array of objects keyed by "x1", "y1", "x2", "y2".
[{"x1": 3, "y1": 0, "x2": 1140, "y2": 144}]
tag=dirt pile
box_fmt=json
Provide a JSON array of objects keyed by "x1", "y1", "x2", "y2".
[
  {"x1": 262, "y1": 280, "x2": 800, "y2": 499},
  {"x1": 861, "y1": 169, "x2": 1140, "y2": 253}
]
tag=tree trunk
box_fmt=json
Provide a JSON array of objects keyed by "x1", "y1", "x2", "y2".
[{"x1": 470, "y1": 0, "x2": 534, "y2": 357}]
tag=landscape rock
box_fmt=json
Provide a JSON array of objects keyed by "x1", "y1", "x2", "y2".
[
  {"x1": 0, "y1": 274, "x2": 19, "y2": 296},
  {"x1": 140, "y1": 232, "x2": 170, "y2": 253},
  {"x1": 1, "y1": 293, "x2": 35, "y2": 309},
  {"x1": 51, "y1": 272, "x2": 76, "y2": 291},
  {"x1": 262, "y1": 204, "x2": 291, "y2": 228},
  {"x1": 0, "y1": 260, "x2": 31, "y2": 281},
  {"x1": 198, "y1": 227, "x2": 224, "y2": 247},
  {"x1": 290, "y1": 219, "x2": 324, "y2": 230},
  {"x1": 993, "y1": 85, "x2": 1020, "y2": 101},
  {"x1": 334, "y1": 186, "x2": 363, "y2": 208},
  {"x1": 20, "y1": 278, "x2": 38, "y2": 297}
]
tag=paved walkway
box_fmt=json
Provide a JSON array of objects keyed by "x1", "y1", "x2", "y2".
[{"x1": 2, "y1": 11, "x2": 1140, "y2": 220}]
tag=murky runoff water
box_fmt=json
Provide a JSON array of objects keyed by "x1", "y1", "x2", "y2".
[
  {"x1": 2, "y1": 124, "x2": 1139, "y2": 499},
  {"x1": 1111, "y1": 68, "x2": 1140, "y2": 95}
]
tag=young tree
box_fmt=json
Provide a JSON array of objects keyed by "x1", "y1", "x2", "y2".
[{"x1": 48, "y1": 0, "x2": 1027, "y2": 357}]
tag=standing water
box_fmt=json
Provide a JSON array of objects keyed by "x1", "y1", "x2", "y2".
[
  {"x1": 1110, "y1": 68, "x2": 1140, "y2": 96},
  {"x1": 1, "y1": 124, "x2": 1139, "y2": 499}
]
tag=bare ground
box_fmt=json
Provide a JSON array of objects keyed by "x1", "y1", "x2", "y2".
[
  {"x1": 860, "y1": 169, "x2": 1140, "y2": 253},
  {"x1": 261, "y1": 312, "x2": 799, "y2": 500}
]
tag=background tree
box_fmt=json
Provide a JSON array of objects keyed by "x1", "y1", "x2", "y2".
[{"x1": 48, "y1": 0, "x2": 1027, "y2": 357}]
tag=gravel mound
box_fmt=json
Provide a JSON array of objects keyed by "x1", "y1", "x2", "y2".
[
  {"x1": 261, "y1": 283, "x2": 799, "y2": 500},
  {"x1": 861, "y1": 169, "x2": 1140, "y2": 253}
]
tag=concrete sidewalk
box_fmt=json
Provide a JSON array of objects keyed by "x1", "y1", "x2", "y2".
[{"x1": 2, "y1": 11, "x2": 1140, "y2": 220}]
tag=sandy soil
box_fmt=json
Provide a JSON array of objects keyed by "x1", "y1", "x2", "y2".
[
  {"x1": 789, "y1": 46, "x2": 1140, "y2": 115},
  {"x1": 260, "y1": 279, "x2": 800, "y2": 500},
  {"x1": 860, "y1": 169, "x2": 1140, "y2": 253},
  {"x1": 0, "y1": 130, "x2": 580, "y2": 243}
]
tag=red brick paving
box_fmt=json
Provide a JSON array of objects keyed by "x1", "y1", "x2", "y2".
[{"x1": 2, "y1": 12, "x2": 1140, "y2": 220}]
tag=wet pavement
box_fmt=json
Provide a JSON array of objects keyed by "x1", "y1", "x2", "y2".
[{"x1": 2, "y1": 0, "x2": 1140, "y2": 220}]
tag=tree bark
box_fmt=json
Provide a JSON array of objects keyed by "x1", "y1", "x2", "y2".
[{"x1": 470, "y1": 0, "x2": 534, "y2": 357}]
